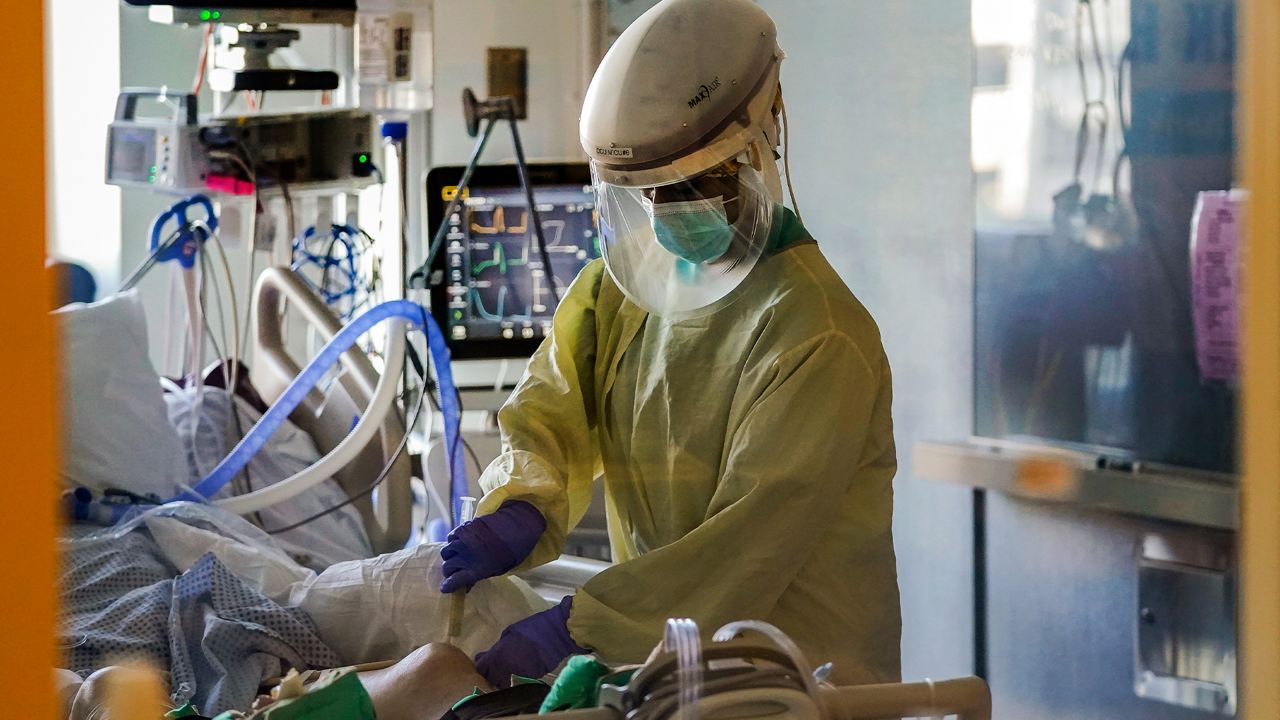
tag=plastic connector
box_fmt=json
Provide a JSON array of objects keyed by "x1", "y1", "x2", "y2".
[
  {"x1": 381, "y1": 120, "x2": 409, "y2": 142},
  {"x1": 206, "y1": 174, "x2": 256, "y2": 196},
  {"x1": 198, "y1": 125, "x2": 239, "y2": 149}
]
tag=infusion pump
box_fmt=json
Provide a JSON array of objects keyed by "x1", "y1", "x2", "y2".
[{"x1": 106, "y1": 88, "x2": 380, "y2": 195}]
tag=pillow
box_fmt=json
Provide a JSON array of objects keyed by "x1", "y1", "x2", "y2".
[{"x1": 54, "y1": 290, "x2": 186, "y2": 499}]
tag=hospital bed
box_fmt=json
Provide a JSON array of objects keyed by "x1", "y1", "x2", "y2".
[
  {"x1": 250, "y1": 267, "x2": 608, "y2": 593},
  {"x1": 61, "y1": 275, "x2": 990, "y2": 720},
  {"x1": 250, "y1": 267, "x2": 414, "y2": 553}
]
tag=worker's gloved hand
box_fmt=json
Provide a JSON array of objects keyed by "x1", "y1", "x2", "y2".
[
  {"x1": 475, "y1": 596, "x2": 586, "y2": 687},
  {"x1": 439, "y1": 500, "x2": 547, "y2": 593}
]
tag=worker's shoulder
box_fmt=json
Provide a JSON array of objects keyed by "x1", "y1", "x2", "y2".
[
  {"x1": 570, "y1": 257, "x2": 609, "y2": 294},
  {"x1": 764, "y1": 244, "x2": 885, "y2": 353},
  {"x1": 560, "y1": 258, "x2": 614, "y2": 311}
]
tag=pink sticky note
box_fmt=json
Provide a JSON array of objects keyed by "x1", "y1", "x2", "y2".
[{"x1": 1190, "y1": 190, "x2": 1245, "y2": 382}]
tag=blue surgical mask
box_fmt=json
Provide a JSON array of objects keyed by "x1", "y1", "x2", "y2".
[{"x1": 647, "y1": 197, "x2": 734, "y2": 263}]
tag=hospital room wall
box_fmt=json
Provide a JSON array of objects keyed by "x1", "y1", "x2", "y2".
[
  {"x1": 761, "y1": 0, "x2": 977, "y2": 682},
  {"x1": 45, "y1": 0, "x2": 123, "y2": 289},
  {"x1": 606, "y1": 0, "x2": 977, "y2": 679},
  {"x1": 430, "y1": 0, "x2": 598, "y2": 167}
]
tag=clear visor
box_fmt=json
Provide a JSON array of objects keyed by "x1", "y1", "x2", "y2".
[{"x1": 593, "y1": 161, "x2": 773, "y2": 318}]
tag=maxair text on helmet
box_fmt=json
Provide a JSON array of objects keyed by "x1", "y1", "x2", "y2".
[{"x1": 688, "y1": 76, "x2": 723, "y2": 109}]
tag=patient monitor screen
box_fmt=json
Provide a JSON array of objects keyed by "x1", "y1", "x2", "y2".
[{"x1": 429, "y1": 165, "x2": 600, "y2": 359}]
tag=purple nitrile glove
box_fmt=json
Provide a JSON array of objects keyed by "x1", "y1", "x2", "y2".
[
  {"x1": 475, "y1": 596, "x2": 587, "y2": 687},
  {"x1": 439, "y1": 500, "x2": 547, "y2": 593}
]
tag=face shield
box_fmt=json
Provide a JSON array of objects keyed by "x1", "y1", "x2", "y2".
[{"x1": 595, "y1": 159, "x2": 774, "y2": 319}]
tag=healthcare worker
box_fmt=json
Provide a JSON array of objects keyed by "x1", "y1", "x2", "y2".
[{"x1": 441, "y1": 0, "x2": 900, "y2": 687}]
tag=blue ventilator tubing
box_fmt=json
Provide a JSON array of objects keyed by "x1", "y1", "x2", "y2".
[{"x1": 72, "y1": 300, "x2": 468, "y2": 528}]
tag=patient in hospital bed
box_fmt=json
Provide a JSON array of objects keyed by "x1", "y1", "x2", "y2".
[
  {"x1": 66, "y1": 643, "x2": 495, "y2": 720},
  {"x1": 54, "y1": 291, "x2": 549, "y2": 716},
  {"x1": 59, "y1": 496, "x2": 547, "y2": 715}
]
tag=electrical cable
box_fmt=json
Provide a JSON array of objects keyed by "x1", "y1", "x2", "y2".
[
  {"x1": 180, "y1": 255, "x2": 205, "y2": 387},
  {"x1": 318, "y1": 231, "x2": 342, "y2": 313},
  {"x1": 394, "y1": 322, "x2": 476, "y2": 528},
  {"x1": 779, "y1": 91, "x2": 803, "y2": 225},
  {"x1": 188, "y1": 221, "x2": 237, "y2": 381},
  {"x1": 192, "y1": 24, "x2": 212, "y2": 95},
  {"x1": 279, "y1": 178, "x2": 297, "y2": 255},
  {"x1": 416, "y1": 370, "x2": 483, "y2": 476},
  {"x1": 1084, "y1": 0, "x2": 1108, "y2": 189},
  {"x1": 195, "y1": 266, "x2": 260, "y2": 523},
  {"x1": 226, "y1": 392, "x2": 263, "y2": 527},
  {"x1": 265, "y1": 358, "x2": 424, "y2": 534},
  {"x1": 196, "y1": 244, "x2": 261, "y2": 521},
  {"x1": 263, "y1": 306, "x2": 434, "y2": 534},
  {"x1": 397, "y1": 137, "x2": 410, "y2": 288},
  {"x1": 243, "y1": 246, "x2": 258, "y2": 355},
  {"x1": 120, "y1": 226, "x2": 186, "y2": 293},
  {"x1": 206, "y1": 140, "x2": 263, "y2": 363},
  {"x1": 407, "y1": 321, "x2": 469, "y2": 514},
  {"x1": 1112, "y1": 39, "x2": 1133, "y2": 194},
  {"x1": 228, "y1": 139, "x2": 288, "y2": 250},
  {"x1": 209, "y1": 151, "x2": 256, "y2": 185},
  {"x1": 198, "y1": 245, "x2": 229, "y2": 371},
  {"x1": 414, "y1": 116, "x2": 501, "y2": 287},
  {"x1": 208, "y1": 231, "x2": 241, "y2": 385},
  {"x1": 504, "y1": 99, "x2": 561, "y2": 303},
  {"x1": 461, "y1": 436, "x2": 482, "y2": 478},
  {"x1": 1071, "y1": 0, "x2": 1109, "y2": 192}
]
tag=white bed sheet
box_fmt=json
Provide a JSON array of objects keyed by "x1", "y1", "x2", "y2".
[
  {"x1": 123, "y1": 502, "x2": 550, "y2": 664},
  {"x1": 164, "y1": 385, "x2": 373, "y2": 569}
]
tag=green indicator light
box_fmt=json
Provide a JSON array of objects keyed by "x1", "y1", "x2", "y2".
[
  {"x1": 212, "y1": 10, "x2": 220, "y2": 19},
  {"x1": 149, "y1": 165, "x2": 157, "y2": 173},
  {"x1": 199, "y1": 9, "x2": 212, "y2": 20},
  {"x1": 454, "y1": 310, "x2": 463, "y2": 319},
  {"x1": 148, "y1": 176, "x2": 157, "y2": 183},
  {"x1": 358, "y1": 154, "x2": 369, "y2": 164}
]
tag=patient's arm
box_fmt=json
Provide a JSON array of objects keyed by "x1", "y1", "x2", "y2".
[
  {"x1": 68, "y1": 644, "x2": 490, "y2": 720},
  {"x1": 68, "y1": 666, "x2": 168, "y2": 720},
  {"x1": 358, "y1": 643, "x2": 494, "y2": 720}
]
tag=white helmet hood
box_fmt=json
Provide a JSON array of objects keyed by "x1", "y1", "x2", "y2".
[{"x1": 580, "y1": 0, "x2": 783, "y2": 189}]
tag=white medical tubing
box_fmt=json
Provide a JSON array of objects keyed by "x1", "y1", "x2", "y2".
[
  {"x1": 183, "y1": 268, "x2": 204, "y2": 384},
  {"x1": 665, "y1": 618, "x2": 702, "y2": 720},
  {"x1": 712, "y1": 620, "x2": 822, "y2": 710},
  {"x1": 212, "y1": 319, "x2": 407, "y2": 515},
  {"x1": 447, "y1": 495, "x2": 479, "y2": 640},
  {"x1": 691, "y1": 688, "x2": 821, "y2": 720}
]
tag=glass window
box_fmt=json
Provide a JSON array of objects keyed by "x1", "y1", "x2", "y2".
[{"x1": 973, "y1": 0, "x2": 1238, "y2": 473}]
